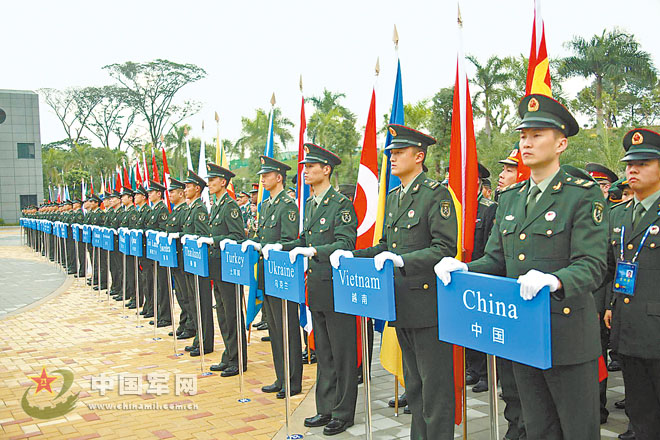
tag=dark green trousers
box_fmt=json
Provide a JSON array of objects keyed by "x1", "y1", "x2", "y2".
[
  {"x1": 209, "y1": 259, "x2": 246, "y2": 367},
  {"x1": 263, "y1": 294, "x2": 302, "y2": 391},
  {"x1": 498, "y1": 357, "x2": 526, "y2": 439},
  {"x1": 396, "y1": 326, "x2": 455, "y2": 440},
  {"x1": 620, "y1": 355, "x2": 660, "y2": 440},
  {"x1": 513, "y1": 359, "x2": 599, "y2": 440},
  {"x1": 172, "y1": 266, "x2": 194, "y2": 333}
]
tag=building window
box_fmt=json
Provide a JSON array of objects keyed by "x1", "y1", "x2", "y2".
[
  {"x1": 20, "y1": 195, "x2": 37, "y2": 209},
  {"x1": 17, "y1": 142, "x2": 35, "y2": 159},
  {"x1": 0, "y1": 108, "x2": 5, "y2": 124}
]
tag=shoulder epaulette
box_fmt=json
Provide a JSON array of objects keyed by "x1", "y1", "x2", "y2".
[
  {"x1": 388, "y1": 185, "x2": 401, "y2": 194},
  {"x1": 501, "y1": 181, "x2": 526, "y2": 193},
  {"x1": 421, "y1": 178, "x2": 441, "y2": 190},
  {"x1": 610, "y1": 200, "x2": 630, "y2": 211},
  {"x1": 479, "y1": 197, "x2": 496, "y2": 207}
]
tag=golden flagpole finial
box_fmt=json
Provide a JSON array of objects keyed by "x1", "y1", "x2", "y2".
[
  {"x1": 299, "y1": 75, "x2": 304, "y2": 94},
  {"x1": 160, "y1": 135, "x2": 164, "y2": 143},
  {"x1": 375, "y1": 57, "x2": 380, "y2": 76},
  {"x1": 184, "y1": 126, "x2": 189, "y2": 137},
  {"x1": 457, "y1": 3, "x2": 463, "y2": 27},
  {"x1": 392, "y1": 25, "x2": 399, "y2": 49},
  {"x1": 214, "y1": 111, "x2": 219, "y2": 123},
  {"x1": 270, "y1": 93, "x2": 276, "y2": 107},
  {"x1": 201, "y1": 120, "x2": 205, "y2": 131}
]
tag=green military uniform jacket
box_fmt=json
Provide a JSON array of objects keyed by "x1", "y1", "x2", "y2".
[
  {"x1": 469, "y1": 166, "x2": 608, "y2": 366},
  {"x1": 353, "y1": 172, "x2": 458, "y2": 328},
  {"x1": 135, "y1": 203, "x2": 151, "y2": 229},
  {"x1": 281, "y1": 186, "x2": 357, "y2": 312},
  {"x1": 182, "y1": 198, "x2": 210, "y2": 237},
  {"x1": 144, "y1": 200, "x2": 169, "y2": 232},
  {"x1": 474, "y1": 195, "x2": 497, "y2": 261},
  {"x1": 165, "y1": 202, "x2": 188, "y2": 267},
  {"x1": 607, "y1": 195, "x2": 660, "y2": 358},
  {"x1": 208, "y1": 192, "x2": 244, "y2": 259},
  {"x1": 254, "y1": 190, "x2": 299, "y2": 290},
  {"x1": 71, "y1": 208, "x2": 85, "y2": 225}
]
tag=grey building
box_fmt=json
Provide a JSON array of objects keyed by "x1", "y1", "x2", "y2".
[{"x1": 0, "y1": 89, "x2": 43, "y2": 223}]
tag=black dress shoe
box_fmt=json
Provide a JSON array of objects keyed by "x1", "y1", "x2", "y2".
[
  {"x1": 608, "y1": 360, "x2": 622, "y2": 372},
  {"x1": 261, "y1": 336, "x2": 271, "y2": 342},
  {"x1": 185, "y1": 345, "x2": 196, "y2": 352},
  {"x1": 157, "y1": 321, "x2": 171, "y2": 328},
  {"x1": 404, "y1": 405, "x2": 411, "y2": 414},
  {"x1": 178, "y1": 331, "x2": 196, "y2": 339},
  {"x1": 466, "y1": 372, "x2": 479, "y2": 386},
  {"x1": 210, "y1": 363, "x2": 229, "y2": 372},
  {"x1": 190, "y1": 348, "x2": 212, "y2": 357},
  {"x1": 472, "y1": 378, "x2": 489, "y2": 393},
  {"x1": 140, "y1": 310, "x2": 148, "y2": 315},
  {"x1": 615, "y1": 398, "x2": 626, "y2": 409},
  {"x1": 323, "y1": 418, "x2": 353, "y2": 436},
  {"x1": 252, "y1": 320, "x2": 264, "y2": 328},
  {"x1": 302, "y1": 351, "x2": 317, "y2": 364},
  {"x1": 127, "y1": 303, "x2": 137, "y2": 309},
  {"x1": 618, "y1": 429, "x2": 636, "y2": 440},
  {"x1": 261, "y1": 383, "x2": 281, "y2": 393},
  {"x1": 148, "y1": 320, "x2": 155, "y2": 325},
  {"x1": 221, "y1": 365, "x2": 245, "y2": 377},
  {"x1": 304, "y1": 414, "x2": 331, "y2": 428},
  {"x1": 601, "y1": 412, "x2": 609, "y2": 424},
  {"x1": 388, "y1": 394, "x2": 408, "y2": 408},
  {"x1": 256, "y1": 322, "x2": 268, "y2": 331},
  {"x1": 144, "y1": 313, "x2": 154, "y2": 318},
  {"x1": 276, "y1": 389, "x2": 300, "y2": 399}
]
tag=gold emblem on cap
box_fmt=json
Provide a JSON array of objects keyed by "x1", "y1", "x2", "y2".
[
  {"x1": 389, "y1": 127, "x2": 397, "y2": 137},
  {"x1": 632, "y1": 132, "x2": 644, "y2": 145},
  {"x1": 304, "y1": 146, "x2": 310, "y2": 154},
  {"x1": 528, "y1": 97, "x2": 539, "y2": 112},
  {"x1": 260, "y1": 157, "x2": 265, "y2": 164}
]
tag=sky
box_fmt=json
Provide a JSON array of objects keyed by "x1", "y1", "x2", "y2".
[{"x1": 3, "y1": 0, "x2": 660, "y2": 153}]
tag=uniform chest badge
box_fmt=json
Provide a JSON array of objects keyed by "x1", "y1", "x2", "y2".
[
  {"x1": 231, "y1": 209, "x2": 240, "y2": 219},
  {"x1": 613, "y1": 227, "x2": 621, "y2": 233},
  {"x1": 545, "y1": 211, "x2": 556, "y2": 221},
  {"x1": 505, "y1": 215, "x2": 515, "y2": 221},
  {"x1": 440, "y1": 201, "x2": 451, "y2": 219},
  {"x1": 408, "y1": 210, "x2": 415, "y2": 218},
  {"x1": 341, "y1": 210, "x2": 352, "y2": 224},
  {"x1": 650, "y1": 225, "x2": 659, "y2": 235},
  {"x1": 288, "y1": 211, "x2": 296, "y2": 222},
  {"x1": 320, "y1": 218, "x2": 326, "y2": 225}
]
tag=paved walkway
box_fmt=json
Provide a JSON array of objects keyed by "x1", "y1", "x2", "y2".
[{"x1": 0, "y1": 231, "x2": 632, "y2": 439}]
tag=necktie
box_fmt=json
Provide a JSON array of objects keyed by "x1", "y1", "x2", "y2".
[
  {"x1": 526, "y1": 186, "x2": 541, "y2": 217},
  {"x1": 398, "y1": 189, "x2": 405, "y2": 207},
  {"x1": 633, "y1": 203, "x2": 646, "y2": 229},
  {"x1": 308, "y1": 199, "x2": 318, "y2": 219}
]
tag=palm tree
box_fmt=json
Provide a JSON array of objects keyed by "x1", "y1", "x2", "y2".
[
  {"x1": 560, "y1": 28, "x2": 656, "y2": 133},
  {"x1": 235, "y1": 108, "x2": 294, "y2": 172},
  {"x1": 467, "y1": 55, "x2": 514, "y2": 139}
]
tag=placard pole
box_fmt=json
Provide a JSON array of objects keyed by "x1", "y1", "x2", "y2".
[
  {"x1": 153, "y1": 260, "x2": 160, "y2": 341},
  {"x1": 107, "y1": 249, "x2": 111, "y2": 304},
  {"x1": 122, "y1": 253, "x2": 127, "y2": 317},
  {"x1": 135, "y1": 255, "x2": 142, "y2": 328},
  {"x1": 361, "y1": 317, "x2": 373, "y2": 440},
  {"x1": 394, "y1": 376, "x2": 399, "y2": 417},
  {"x1": 236, "y1": 284, "x2": 249, "y2": 403},
  {"x1": 487, "y1": 354, "x2": 499, "y2": 440},
  {"x1": 74, "y1": 233, "x2": 80, "y2": 284},
  {"x1": 194, "y1": 274, "x2": 206, "y2": 372},
  {"x1": 166, "y1": 267, "x2": 180, "y2": 355}
]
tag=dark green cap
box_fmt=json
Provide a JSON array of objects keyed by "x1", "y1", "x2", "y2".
[
  {"x1": 106, "y1": 189, "x2": 120, "y2": 199},
  {"x1": 478, "y1": 163, "x2": 490, "y2": 179},
  {"x1": 300, "y1": 143, "x2": 341, "y2": 167},
  {"x1": 621, "y1": 128, "x2": 660, "y2": 162},
  {"x1": 585, "y1": 163, "x2": 618, "y2": 183},
  {"x1": 148, "y1": 181, "x2": 166, "y2": 193},
  {"x1": 482, "y1": 178, "x2": 492, "y2": 189},
  {"x1": 120, "y1": 187, "x2": 134, "y2": 197},
  {"x1": 135, "y1": 186, "x2": 148, "y2": 197},
  {"x1": 72, "y1": 198, "x2": 82, "y2": 205},
  {"x1": 516, "y1": 94, "x2": 579, "y2": 137},
  {"x1": 499, "y1": 142, "x2": 521, "y2": 166},
  {"x1": 385, "y1": 124, "x2": 436, "y2": 151},
  {"x1": 206, "y1": 162, "x2": 235, "y2": 180},
  {"x1": 168, "y1": 178, "x2": 185, "y2": 190},
  {"x1": 184, "y1": 170, "x2": 207, "y2": 188},
  {"x1": 89, "y1": 194, "x2": 102, "y2": 204},
  {"x1": 257, "y1": 156, "x2": 291, "y2": 175}
]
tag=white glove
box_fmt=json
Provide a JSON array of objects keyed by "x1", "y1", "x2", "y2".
[
  {"x1": 181, "y1": 234, "x2": 197, "y2": 245},
  {"x1": 374, "y1": 251, "x2": 404, "y2": 271},
  {"x1": 434, "y1": 257, "x2": 468, "y2": 286},
  {"x1": 167, "y1": 232, "x2": 180, "y2": 244},
  {"x1": 111, "y1": 228, "x2": 118, "y2": 235},
  {"x1": 289, "y1": 246, "x2": 316, "y2": 264},
  {"x1": 219, "y1": 238, "x2": 236, "y2": 251},
  {"x1": 241, "y1": 240, "x2": 262, "y2": 252},
  {"x1": 197, "y1": 236, "x2": 214, "y2": 247},
  {"x1": 156, "y1": 231, "x2": 167, "y2": 240},
  {"x1": 330, "y1": 249, "x2": 353, "y2": 269},
  {"x1": 262, "y1": 243, "x2": 283, "y2": 260},
  {"x1": 517, "y1": 269, "x2": 560, "y2": 301}
]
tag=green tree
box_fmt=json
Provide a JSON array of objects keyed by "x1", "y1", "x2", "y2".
[
  {"x1": 39, "y1": 87, "x2": 102, "y2": 146},
  {"x1": 467, "y1": 55, "x2": 514, "y2": 138},
  {"x1": 235, "y1": 108, "x2": 294, "y2": 173},
  {"x1": 86, "y1": 85, "x2": 138, "y2": 150},
  {"x1": 425, "y1": 87, "x2": 455, "y2": 177}
]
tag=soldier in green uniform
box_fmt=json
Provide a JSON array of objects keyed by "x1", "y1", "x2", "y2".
[
  {"x1": 264, "y1": 143, "x2": 358, "y2": 436},
  {"x1": 181, "y1": 171, "x2": 213, "y2": 357},
  {"x1": 118, "y1": 187, "x2": 138, "y2": 304},
  {"x1": 437, "y1": 94, "x2": 608, "y2": 440},
  {"x1": 62, "y1": 200, "x2": 76, "y2": 274},
  {"x1": 165, "y1": 178, "x2": 195, "y2": 339},
  {"x1": 133, "y1": 186, "x2": 151, "y2": 312},
  {"x1": 143, "y1": 181, "x2": 172, "y2": 326},
  {"x1": 88, "y1": 195, "x2": 107, "y2": 290},
  {"x1": 104, "y1": 190, "x2": 123, "y2": 300},
  {"x1": 334, "y1": 125, "x2": 459, "y2": 439},
  {"x1": 71, "y1": 198, "x2": 86, "y2": 278},
  {"x1": 604, "y1": 128, "x2": 660, "y2": 440},
  {"x1": 196, "y1": 163, "x2": 247, "y2": 376},
  {"x1": 242, "y1": 156, "x2": 301, "y2": 395}
]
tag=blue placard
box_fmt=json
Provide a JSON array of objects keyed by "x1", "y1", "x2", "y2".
[
  {"x1": 129, "y1": 230, "x2": 143, "y2": 257},
  {"x1": 145, "y1": 231, "x2": 159, "y2": 261},
  {"x1": 61, "y1": 224, "x2": 68, "y2": 239},
  {"x1": 92, "y1": 226, "x2": 102, "y2": 248},
  {"x1": 183, "y1": 239, "x2": 209, "y2": 277},
  {"x1": 221, "y1": 243, "x2": 258, "y2": 287},
  {"x1": 72, "y1": 225, "x2": 80, "y2": 242},
  {"x1": 332, "y1": 257, "x2": 396, "y2": 321},
  {"x1": 158, "y1": 235, "x2": 178, "y2": 268},
  {"x1": 263, "y1": 250, "x2": 306, "y2": 304},
  {"x1": 102, "y1": 228, "x2": 114, "y2": 251},
  {"x1": 82, "y1": 225, "x2": 91, "y2": 243},
  {"x1": 44, "y1": 221, "x2": 52, "y2": 234},
  {"x1": 118, "y1": 230, "x2": 130, "y2": 254},
  {"x1": 437, "y1": 271, "x2": 551, "y2": 370}
]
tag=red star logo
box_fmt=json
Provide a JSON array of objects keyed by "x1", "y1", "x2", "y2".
[{"x1": 29, "y1": 368, "x2": 58, "y2": 394}]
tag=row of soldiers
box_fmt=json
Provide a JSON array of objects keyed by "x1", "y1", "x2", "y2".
[{"x1": 22, "y1": 93, "x2": 660, "y2": 439}]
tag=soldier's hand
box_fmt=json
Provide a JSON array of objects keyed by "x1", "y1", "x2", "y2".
[
  {"x1": 289, "y1": 247, "x2": 316, "y2": 264},
  {"x1": 374, "y1": 251, "x2": 404, "y2": 271},
  {"x1": 517, "y1": 269, "x2": 560, "y2": 300},
  {"x1": 241, "y1": 240, "x2": 261, "y2": 252},
  {"x1": 330, "y1": 249, "x2": 353, "y2": 269},
  {"x1": 603, "y1": 310, "x2": 613, "y2": 329},
  {"x1": 167, "y1": 232, "x2": 180, "y2": 244},
  {"x1": 434, "y1": 257, "x2": 468, "y2": 286},
  {"x1": 197, "y1": 237, "x2": 214, "y2": 248},
  {"x1": 219, "y1": 238, "x2": 237, "y2": 251},
  {"x1": 181, "y1": 234, "x2": 198, "y2": 245},
  {"x1": 262, "y1": 243, "x2": 283, "y2": 260}
]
